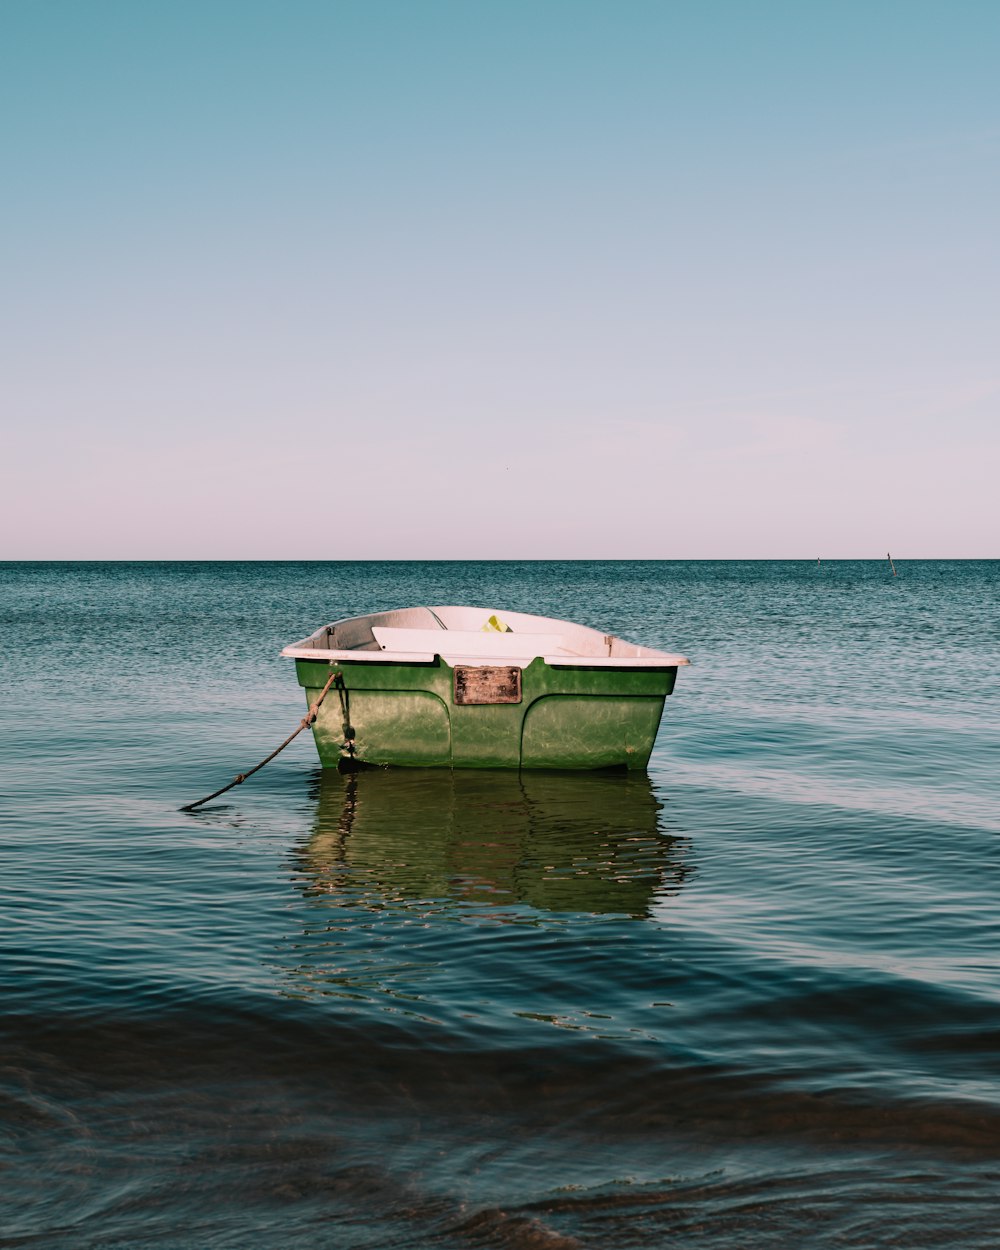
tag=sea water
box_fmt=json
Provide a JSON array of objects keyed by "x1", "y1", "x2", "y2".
[{"x1": 2, "y1": 560, "x2": 998, "y2": 1248}]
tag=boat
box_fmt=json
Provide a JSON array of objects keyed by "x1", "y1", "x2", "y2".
[{"x1": 281, "y1": 605, "x2": 689, "y2": 771}]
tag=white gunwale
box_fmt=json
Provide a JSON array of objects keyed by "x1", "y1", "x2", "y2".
[{"x1": 281, "y1": 605, "x2": 690, "y2": 670}]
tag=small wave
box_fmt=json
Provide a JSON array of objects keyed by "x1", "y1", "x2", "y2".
[
  {"x1": 4, "y1": 994, "x2": 1000, "y2": 1161},
  {"x1": 661, "y1": 760, "x2": 1000, "y2": 832}
]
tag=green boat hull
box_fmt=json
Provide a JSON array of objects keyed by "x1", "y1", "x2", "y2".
[{"x1": 295, "y1": 656, "x2": 679, "y2": 770}]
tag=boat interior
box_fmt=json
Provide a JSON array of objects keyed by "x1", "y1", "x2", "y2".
[{"x1": 282, "y1": 606, "x2": 689, "y2": 670}]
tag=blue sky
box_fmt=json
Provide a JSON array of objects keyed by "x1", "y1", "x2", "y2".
[{"x1": 2, "y1": 0, "x2": 997, "y2": 557}]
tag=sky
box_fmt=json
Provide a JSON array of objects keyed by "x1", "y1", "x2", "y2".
[{"x1": 1, "y1": 0, "x2": 997, "y2": 558}]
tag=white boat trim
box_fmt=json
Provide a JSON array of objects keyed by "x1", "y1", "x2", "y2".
[{"x1": 281, "y1": 606, "x2": 689, "y2": 670}]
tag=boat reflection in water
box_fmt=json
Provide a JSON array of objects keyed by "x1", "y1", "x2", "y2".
[{"x1": 293, "y1": 768, "x2": 692, "y2": 919}]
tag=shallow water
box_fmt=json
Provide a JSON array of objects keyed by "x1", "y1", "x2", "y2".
[{"x1": 2, "y1": 560, "x2": 999, "y2": 1247}]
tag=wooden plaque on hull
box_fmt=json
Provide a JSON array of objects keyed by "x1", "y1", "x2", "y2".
[{"x1": 453, "y1": 665, "x2": 522, "y2": 705}]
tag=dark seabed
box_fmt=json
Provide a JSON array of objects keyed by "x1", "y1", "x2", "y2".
[{"x1": 2, "y1": 560, "x2": 999, "y2": 1248}]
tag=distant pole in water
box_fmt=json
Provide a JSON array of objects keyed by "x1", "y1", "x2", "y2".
[{"x1": 887, "y1": 552, "x2": 897, "y2": 576}]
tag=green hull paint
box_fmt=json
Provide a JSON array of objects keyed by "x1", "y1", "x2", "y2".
[{"x1": 294, "y1": 656, "x2": 679, "y2": 770}]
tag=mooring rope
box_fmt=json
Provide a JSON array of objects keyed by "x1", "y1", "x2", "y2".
[
  {"x1": 181, "y1": 668, "x2": 343, "y2": 812},
  {"x1": 335, "y1": 673, "x2": 356, "y2": 763}
]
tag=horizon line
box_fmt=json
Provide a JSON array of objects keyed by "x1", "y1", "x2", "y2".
[{"x1": 2, "y1": 556, "x2": 996, "y2": 564}]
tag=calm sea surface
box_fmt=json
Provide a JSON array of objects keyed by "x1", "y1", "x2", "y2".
[{"x1": 2, "y1": 560, "x2": 999, "y2": 1248}]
